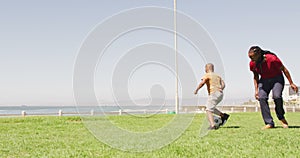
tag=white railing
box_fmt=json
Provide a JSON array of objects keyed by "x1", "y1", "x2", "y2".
[{"x1": 1, "y1": 105, "x2": 300, "y2": 117}]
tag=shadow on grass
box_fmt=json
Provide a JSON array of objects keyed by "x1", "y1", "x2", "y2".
[
  {"x1": 221, "y1": 126, "x2": 300, "y2": 129},
  {"x1": 271, "y1": 126, "x2": 300, "y2": 129},
  {"x1": 285, "y1": 126, "x2": 300, "y2": 128},
  {"x1": 222, "y1": 126, "x2": 240, "y2": 129}
]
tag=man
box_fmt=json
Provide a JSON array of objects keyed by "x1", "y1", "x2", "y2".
[{"x1": 248, "y1": 46, "x2": 298, "y2": 129}]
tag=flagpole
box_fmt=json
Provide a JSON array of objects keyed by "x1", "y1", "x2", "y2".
[{"x1": 174, "y1": 0, "x2": 179, "y2": 114}]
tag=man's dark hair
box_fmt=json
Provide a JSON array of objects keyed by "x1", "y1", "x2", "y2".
[{"x1": 249, "y1": 46, "x2": 277, "y2": 72}]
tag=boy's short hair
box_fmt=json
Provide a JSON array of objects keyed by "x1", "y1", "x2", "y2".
[{"x1": 206, "y1": 63, "x2": 214, "y2": 71}]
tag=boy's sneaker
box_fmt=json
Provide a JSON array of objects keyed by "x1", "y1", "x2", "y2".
[{"x1": 221, "y1": 113, "x2": 230, "y2": 126}]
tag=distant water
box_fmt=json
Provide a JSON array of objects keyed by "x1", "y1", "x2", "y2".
[{"x1": 0, "y1": 105, "x2": 175, "y2": 117}]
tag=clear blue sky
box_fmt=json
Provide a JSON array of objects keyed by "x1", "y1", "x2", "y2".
[{"x1": 1, "y1": 0, "x2": 300, "y2": 106}]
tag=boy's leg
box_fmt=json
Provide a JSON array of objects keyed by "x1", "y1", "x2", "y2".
[
  {"x1": 212, "y1": 91, "x2": 230, "y2": 126},
  {"x1": 214, "y1": 109, "x2": 230, "y2": 126},
  {"x1": 206, "y1": 94, "x2": 218, "y2": 129},
  {"x1": 206, "y1": 110, "x2": 215, "y2": 127},
  {"x1": 212, "y1": 91, "x2": 223, "y2": 116},
  {"x1": 213, "y1": 109, "x2": 221, "y2": 116},
  {"x1": 213, "y1": 108, "x2": 228, "y2": 120}
]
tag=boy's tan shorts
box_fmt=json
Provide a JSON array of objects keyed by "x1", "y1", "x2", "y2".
[{"x1": 206, "y1": 91, "x2": 223, "y2": 112}]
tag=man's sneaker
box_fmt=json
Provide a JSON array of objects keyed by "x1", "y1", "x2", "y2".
[
  {"x1": 208, "y1": 125, "x2": 219, "y2": 130},
  {"x1": 221, "y1": 113, "x2": 230, "y2": 126},
  {"x1": 280, "y1": 119, "x2": 289, "y2": 128},
  {"x1": 262, "y1": 124, "x2": 274, "y2": 130}
]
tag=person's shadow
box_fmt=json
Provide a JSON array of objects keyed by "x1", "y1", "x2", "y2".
[
  {"x1": 222, "y1": 126, "x2": 240, "y2": 129},
  {"x1": 222, "y1": 126, "x2": 300, "y2": 129},
  {"x1": 286, "y1": 126, "x2": 300, "y2": 128},
  {"x1": 271, "y1": 126, "x2": 300, "y2": 129}
]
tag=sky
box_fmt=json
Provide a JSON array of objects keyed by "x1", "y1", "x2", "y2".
[{"x1": 1, "y1": 0, "x2": 300, "y2": 106}]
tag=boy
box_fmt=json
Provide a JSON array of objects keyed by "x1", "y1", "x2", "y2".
[{"x1": 194, "y1": 63, "x2": 230, "y2": 130}]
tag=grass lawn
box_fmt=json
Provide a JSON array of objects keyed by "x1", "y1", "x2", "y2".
[{"x1": 0, "y1": 112, "x2": 300, "y2": 157}]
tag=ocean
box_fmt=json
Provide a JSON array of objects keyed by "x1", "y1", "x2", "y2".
[{"x1": 0, "y1": 105, "x2": 176, "y2": 117}]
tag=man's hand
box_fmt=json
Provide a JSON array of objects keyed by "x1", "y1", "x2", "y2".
[
  {"x1": 290, "y1": 83, "x2": 298, "y2": 93},
  {"x1": 255, "y1": 91, "x2": 259, "y2": 100}
]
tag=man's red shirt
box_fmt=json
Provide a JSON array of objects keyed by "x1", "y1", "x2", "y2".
[{"x1": 249, "y1": 54, "x2": 283, "y2": 79}]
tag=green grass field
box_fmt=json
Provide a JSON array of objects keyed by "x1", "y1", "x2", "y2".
[{"x1": 1, "y1": 112, "x2": 300, "y2": 158}]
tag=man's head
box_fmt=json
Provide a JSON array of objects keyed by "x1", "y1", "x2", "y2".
[
  {"x1": 205, "y1": 63, "x2": 214, "y2": 73},
  {"x1": 248, "y1": 46, "x2": 262, "y2": 62}
]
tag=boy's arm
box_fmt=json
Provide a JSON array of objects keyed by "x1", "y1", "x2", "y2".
[{"x1": 194, "y1": 77, "x2": 208, "y2": 95}]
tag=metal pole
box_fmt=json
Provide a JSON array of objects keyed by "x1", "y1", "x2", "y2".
[{"x1": 174, "y1": 0, "x2": 179, "y2": 114}]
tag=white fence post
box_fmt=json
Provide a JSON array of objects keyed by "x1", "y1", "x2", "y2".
[
  {"x1": 21, "y1": 111, "x2": 26, "y2": 117},
  {"x1": 91, "y1": 109, "x2": 94, "y2": 116},
  {"x1": 165, "y1": 109, "x2": 168, "y2": 114},
  {"x1": 58, "y1": 110, "x2": 63, "y2": 116},
  {"x1": 243, "y1": 107, "x2": 247, "y2": 112},
  {"x1": 293, "y1": 106, "x2": 296, "y2": 112},
  {"x1": 184, "y1": 108, "x2": 187, "y2": 113},
  {"x1": 284, "y1": 107, "x2": 287, "y2": 113},
  {"x1": 119, "y1": 109, "x2": 122, "y2": 115}
]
